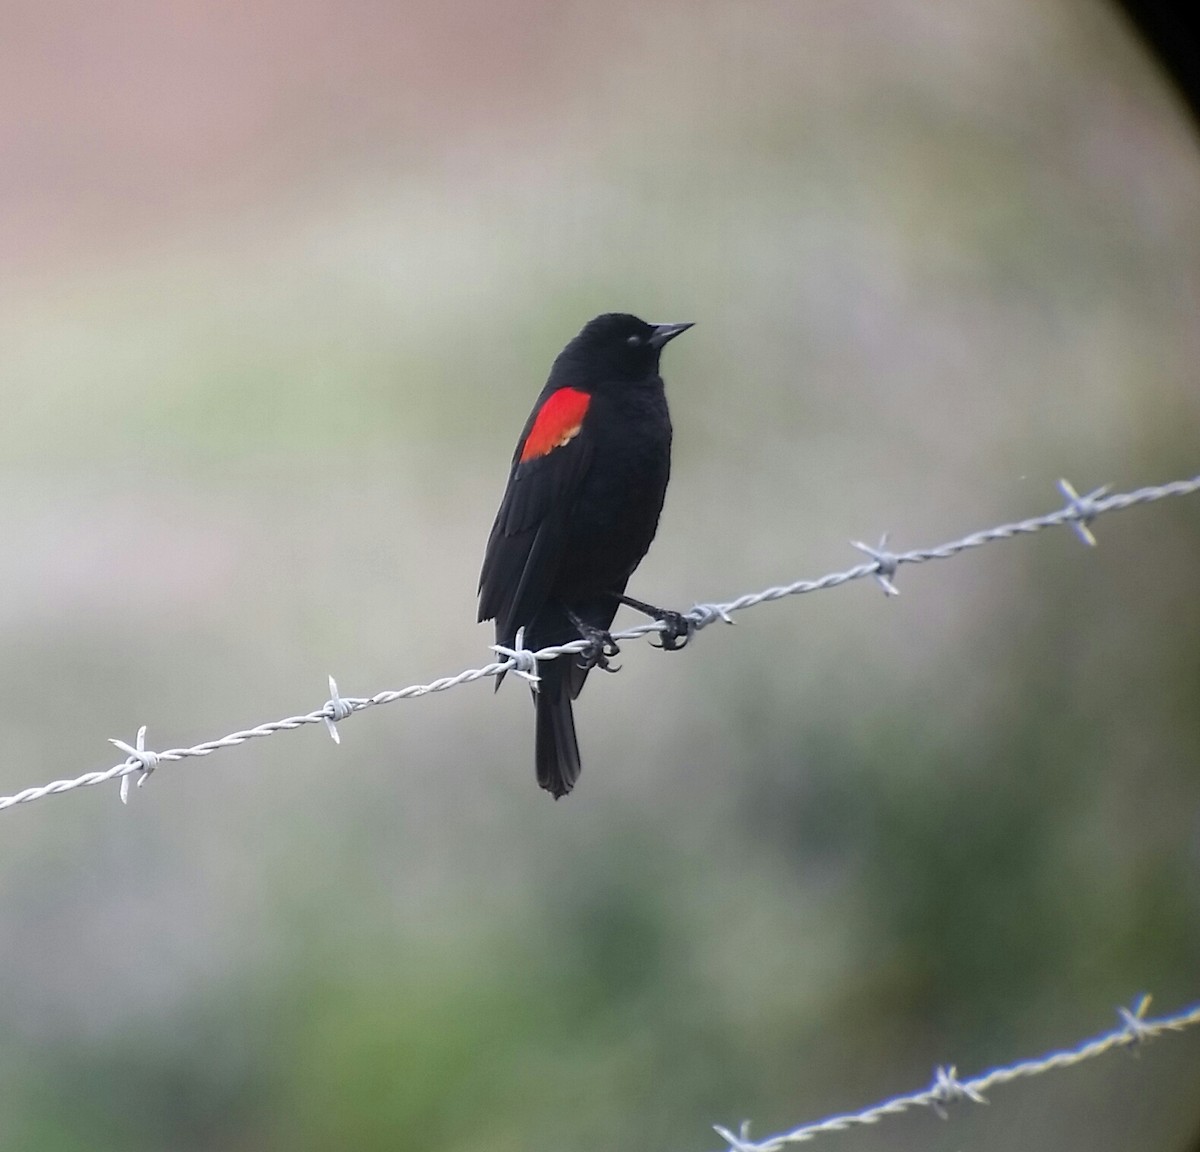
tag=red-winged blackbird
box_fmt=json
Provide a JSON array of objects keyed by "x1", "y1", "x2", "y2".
[{"x1": 479, "y1": 313, "x2": 693, "y2": 798}]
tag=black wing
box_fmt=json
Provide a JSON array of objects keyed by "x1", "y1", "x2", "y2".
[{"x1": 478, "y1": 399, "x2": 593, "y2": 647}]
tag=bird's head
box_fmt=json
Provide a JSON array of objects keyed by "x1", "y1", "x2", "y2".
[{"x1": 559, "y1": 313, "x2": 693, "y2": 383}]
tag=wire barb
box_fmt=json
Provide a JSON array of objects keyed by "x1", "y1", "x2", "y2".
[
  {"x1": 930, "y1": 1064, "x2": 989, "y2": 1118},
  {"x1": 1058, "y1": 478, "x2": 1111, "y2": 546},
  {"x1": 1118, "y1": 993, "x2": 1153, "y2": 1047},
  {"x1": 491, "y1": 626, "x2": 541, "y2": 688},
  {"x1": 689, "y1": 602, "x2": 737, "y2": 627},
  {"x1": 324, "y1": 675, "x2": 354, "y2": 744},
  {"x1": 2, "y1": 471, "x2": 1199, "y2": 813},
  {"x1": 110, "y1": 725, "x2": 159, "y2": 804},
  {"x1": 713, "y1": 1121, "x2": 756, "y2": 1152},
  {"x1": 851, "y1": 532, "x2": 901, "y2": 596}
]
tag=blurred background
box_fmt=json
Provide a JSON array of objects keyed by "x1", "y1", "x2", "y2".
[{"x1": 2, "y1": 1, "x2": 1199, "y2": 1149}]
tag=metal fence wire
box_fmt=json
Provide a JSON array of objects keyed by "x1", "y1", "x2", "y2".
[
  {"x1": 2, "y1": 473, "x2": 1198, "y2": 811},
  {"x1": 712, "y1": 996, "x2": 1200, "y2": 1151}
]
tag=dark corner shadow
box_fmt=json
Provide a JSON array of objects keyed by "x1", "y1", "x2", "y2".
[{"x1": 1113, "y1": 0, "x2": 1200, "y2": 127}]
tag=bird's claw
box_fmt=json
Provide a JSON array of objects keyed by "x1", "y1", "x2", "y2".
[
  {"x1": 577, "y1": 629, "x2": 621, "y2": 673},
  {"x1": 650, "y1": 610, "x2": 693, "y2": 651}
]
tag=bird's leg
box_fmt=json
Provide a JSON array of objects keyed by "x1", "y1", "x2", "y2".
[
  {"x1": 615, "y1": 594, "x2": 693, "y2": 651},
  {"x1": 567, "y1": 609, "x2": 621, "y2": 673}
]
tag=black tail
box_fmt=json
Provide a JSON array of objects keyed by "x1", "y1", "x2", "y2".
[{"x1": 534, "y1": 657, "x2": 581, "y2": 798}]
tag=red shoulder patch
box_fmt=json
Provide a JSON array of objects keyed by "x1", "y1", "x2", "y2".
[{"x1": 520, "y1": 387, "x2": 590, "y2": 462}]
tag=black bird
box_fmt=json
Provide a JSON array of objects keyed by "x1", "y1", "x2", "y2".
[{"x1": 478, "y1": 313, "x2": 693, "y2": 798}]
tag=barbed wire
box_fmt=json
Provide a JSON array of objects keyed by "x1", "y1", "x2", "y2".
[
  {"x1": 712, "y1": 995, "x2": 1200, "y2": 1151},
  {"x1": 1, "y1": 472, "x2": 1198, "y2": 813}
]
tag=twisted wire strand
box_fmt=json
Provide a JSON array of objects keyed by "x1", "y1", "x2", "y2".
[
  {"x1": 713, "y1": 997, "x2": 1200, "y2": 1150},
  {"x1": 1, "y1": 473, "x2": 1197, "y2": 812}
]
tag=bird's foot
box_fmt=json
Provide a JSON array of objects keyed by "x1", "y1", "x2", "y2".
[
  {"x1": 615, "y1": 595, "x2": 694, "y2": 651},
  {"x1": 568, "y1": 611, "x2": 621, "y2": 673},
  {"x1": 651, "y1": 608, "x2": 693, "y2": 651}
]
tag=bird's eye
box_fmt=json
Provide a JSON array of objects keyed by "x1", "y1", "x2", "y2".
[{"x1": 626, "y1": 334, "x2": 643, "y2": 347}]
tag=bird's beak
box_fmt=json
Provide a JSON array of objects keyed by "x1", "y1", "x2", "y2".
[{"x1": 648, "y1": 321, "x2": 694, "y2": 349}]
